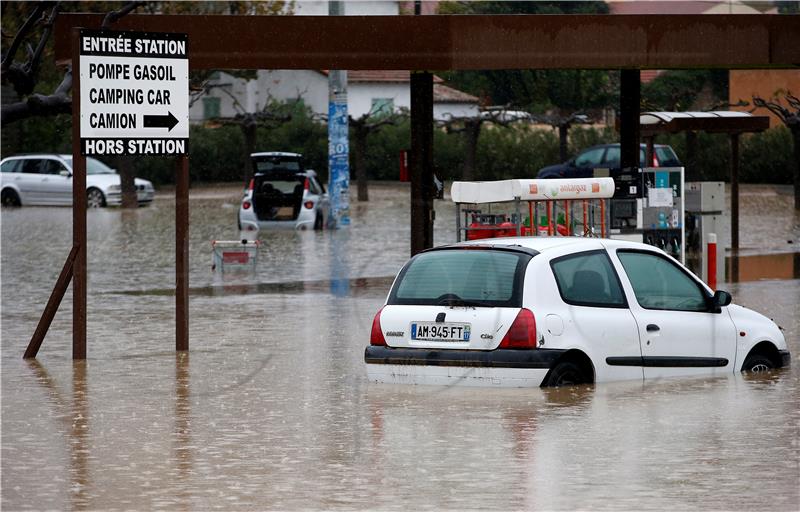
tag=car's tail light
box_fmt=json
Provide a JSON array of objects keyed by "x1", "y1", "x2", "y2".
[
  {"x1": 242, "y1": 200, "x2": 251, "y2": 210},
  {"x1": 304, "y1": 178, "x2": 310, "y2": 190},
  {"x1": 304, "y1": 201, "x2": 314, "y2": 209},
  {"x1": 498, "y1": 309, "x2": 537, "y2": 349},
  {"x1": 370, "y1": 307, "x2": 386, "y2": 346},
  {"x1": 247, "y1": 179, "x2": 254, "y2": 190}
]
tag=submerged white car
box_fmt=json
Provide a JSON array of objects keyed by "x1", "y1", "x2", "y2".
[
  {"x1": 365, "y1": 237, "x2": 790, "y2": 387},
  {"x1": 238, "y1": 152, "x2": 328, "y2": 231},
  {"x1": 1, "y1": 154, "x2": 154, "y2": 207}
]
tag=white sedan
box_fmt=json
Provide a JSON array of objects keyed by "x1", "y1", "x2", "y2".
[
  {"x1": 1, "y1": 154, "x2": 154, "y2": 207},
  {"x1": 365, "y1": 237, "x2": 790, "y2": 387}
]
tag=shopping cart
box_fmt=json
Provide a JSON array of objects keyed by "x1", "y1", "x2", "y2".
[{"x1": 211, "y1": 240, "x2": 261, "y2": 272}]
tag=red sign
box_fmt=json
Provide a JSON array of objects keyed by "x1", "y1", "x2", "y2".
[{"x1": 222, "y1": 252, "x2": 250, "y2": 264}]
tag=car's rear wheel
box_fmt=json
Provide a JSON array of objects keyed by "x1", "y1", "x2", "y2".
[
  {"x1": 1, "y1": 188, "x2": 21, "y2": 207},
  {"x1": 87, "y1": 188, "x2": 106, "y2": 208},
  {"x1": 544, "y1": 361, "x2": 588, "y2": 387},
  {"x1": 742, "y1": 354, "x2": 774, "y2": 373},
  {"x1": 314, "y1": 212, "x2": 323, "y2": 230}
]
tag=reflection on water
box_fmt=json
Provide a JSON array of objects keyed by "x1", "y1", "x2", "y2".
[
  {"x1": 727, "y1": 252, "x2": 800, "y2": 283},
  {"x1": 2, "y1": 183, "x2": 798, "y2": 510}
]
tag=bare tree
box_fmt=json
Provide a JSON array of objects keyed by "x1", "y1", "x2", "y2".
[
  {"x1": 349, "y1": 110, "x2": 404, "y2": 201},
  {"x1": 1, "y1": 2, "x2": 71, "y2": 125},
  {"x1": 209, "y1": 92, "x2": 292, "y2": 184},
  {"x1": 753, "y1": 93, "x2": 800, "y2": 209},
  {"x1": 439, "y1": 107, "x2": 525, "y2": 181},
  {"x1": 537, "y1": 111, "x2": 591, "y2": 163}
]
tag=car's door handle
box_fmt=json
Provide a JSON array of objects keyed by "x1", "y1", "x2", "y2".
[{"x1": 646, "y1": 324, "x2": 660, "y2": 332}]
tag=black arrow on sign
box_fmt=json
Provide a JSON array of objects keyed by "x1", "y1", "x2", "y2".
[{"x1": 143, "y1": 111, "x2": 179, "y2": 131}]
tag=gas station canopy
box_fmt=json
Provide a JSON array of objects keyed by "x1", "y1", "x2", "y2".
[{"x1": 639, "y1": 111, "x2": 770, "y2": 135}]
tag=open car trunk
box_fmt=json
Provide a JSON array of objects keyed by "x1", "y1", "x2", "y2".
[{"x1": 252, "y1": 173, "x2": 304, "y2": 221}]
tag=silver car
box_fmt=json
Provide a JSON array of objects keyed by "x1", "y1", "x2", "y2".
[
  {"x1": 238, "y1": 152, "x2": 328, "y2": 231},
  {"x1": 1, "y1": 154, "x2": 155, "y2": 208}
]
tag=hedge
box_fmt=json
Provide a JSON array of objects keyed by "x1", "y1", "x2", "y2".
[{"x1": 1, "y1": 109, "x2": 794, "y2": 186}]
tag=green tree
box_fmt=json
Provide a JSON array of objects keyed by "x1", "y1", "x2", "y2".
[
  {"x1": 437, "y1": 1, "x2": 615, "y2": 115},
  {"x1": 641, "y1": 70, "x2": 729, "y2": 111}
]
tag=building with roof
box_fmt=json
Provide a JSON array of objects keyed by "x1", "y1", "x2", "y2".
[{"x1": 189, "y1": 69, "x2": 480, "y2": 123}]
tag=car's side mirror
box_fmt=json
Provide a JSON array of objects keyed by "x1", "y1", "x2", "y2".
[
  {"x1": 711, "y1": 290, "x2": 732, "y2": 312},
  {"x1": 60, "y1": 170, "x2": 72, "y2": 178}
]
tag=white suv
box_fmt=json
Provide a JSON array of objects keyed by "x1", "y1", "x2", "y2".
[
  {"x1": 1, "y1": 154, "x2": 154, "y2": 207},
  {"x1": 238, "y1": 152, "x2": 328, "y2": 231},
  {"x1": 365, "y1": 237, "x2": 790, "y2": 387}
]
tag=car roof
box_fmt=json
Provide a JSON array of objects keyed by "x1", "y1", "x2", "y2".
[
  {"x1": 586, "y1": 143, "x2": 671, "y2": 151},
  {"x1": 451, "y1": 236, "x2": 665, "y2": 255},
  {"x1": 2, "y1": 154, "x2": 67, "y2": 160},
  {"x1": 250, "y1": 152, "x2": 302, "y2": 158}
]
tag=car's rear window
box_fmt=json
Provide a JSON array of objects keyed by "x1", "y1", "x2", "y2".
[
  {"x1": 64, "y1": 156, "x2": 115, "y2": 174},
  {"x1": 655, "y1": 147, "x2": 681, "y2": 166},
  {"x1": 252, "y1": 157, "x2": 302, "y2": 173},
  {"x1": 1, "y1": 160, "x2": 21, "y2": 173},
  {"x1": 388, "y1": 249, "x2": 531, "y2": 307}
]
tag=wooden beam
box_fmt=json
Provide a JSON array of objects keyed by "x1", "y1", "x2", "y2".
[
  {"x1": 176, "y1": 156, "x2": 189, "y2": 352},
  {"x1": 410, "y1": 71, "x2": 434, "y2": 256},
  {"x1": 71, "y1": 28, "x2": 87, "y2": 360},
  {"x1": 24, "y1": 246, "x2": 79, "y2": 359},
  {"x1": 55, "y1": 14, "x2": 800, "y2": 70}
]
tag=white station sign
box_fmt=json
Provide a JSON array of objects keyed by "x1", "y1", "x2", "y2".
[{"x1": 79, "y1": 29, "x2": 188, "y2": 156}]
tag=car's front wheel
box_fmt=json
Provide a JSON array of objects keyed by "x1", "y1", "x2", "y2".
[
  {"x1": 742, "y1": 354, "x2": 774, "y2": 373},
  {"x1": 544, "y1": 361, "x2": 588, "y2": 387},
  {"x1": 87, "y1": 188, "x2": 106, "y2": 208},
  {"x1": 1, "y1": 188, "x2": 21, "y2": 207}
]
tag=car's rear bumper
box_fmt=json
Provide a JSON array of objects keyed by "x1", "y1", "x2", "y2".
[
  {"x1": 239, "y1": 207, "x2": 315, "y2": 231},
  {"x1": 364, "y1": 346, "x2": 566, "y2": 387},
  {"x1": 105, "y1": 191, "x2": 154, "y2": 205}
]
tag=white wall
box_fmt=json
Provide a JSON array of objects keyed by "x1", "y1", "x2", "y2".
[
  {"x1": 347, "y1": 82, "x2": 410, "y2": 118},
  {"x1": 293, "y1": 0, "x2": 399, "y2": 15},
  {"x1": 189, "y1": 72, "x2": 480, "y2": 123},
  {"x1": 188, "y1": 71, "x2": 252, "y2": 121},
  {"x1": 253, "y1": 70, "x2": 328, "y2": 114}
]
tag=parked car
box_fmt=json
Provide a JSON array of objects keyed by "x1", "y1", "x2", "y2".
[
  {"x1": 537, "y1": 143, "x2": 682, "y2": 178},
  {"x1": 365, "y1": 237, "x2": 789, "y2": 387},
  {"x1": 238, "y1": 152, "x2": 328, "y2": 231},
  {"x1": 0, "y1": 154, "x2": 154, "y2": 207}
]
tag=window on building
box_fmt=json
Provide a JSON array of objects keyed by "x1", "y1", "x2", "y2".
[
  {"x1": 370, "y1": 98, "x2": 394, "y2": 117},
  {"x1": 203, "y1": 97, "x2": 221, "y2": 119}
]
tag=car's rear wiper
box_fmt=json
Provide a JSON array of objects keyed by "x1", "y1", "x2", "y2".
[{"x1": 438, "y1": 297, "x2": 494, "y2": 308}]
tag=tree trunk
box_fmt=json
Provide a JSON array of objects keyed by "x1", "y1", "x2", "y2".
[
  {"x1": 793, "y1": 125, "x2": 800, "y2": 210},
  {"x1": 117, "y1": 156, "x2": 137, "y2": 208},
  {"x1": 241, "y1": 122, "x2": 257, "y2": 185},
  {"x1": 462, "y1": 119, "x2": 481, "y2": 181},
  {"x1": 685, "y1": 131, "x2": 697, "y2": 181},
  {"x1": 558, "y1": 124, "x2": 569, "y2": 163},
  {"x1": 355, "y1": 126, "x2": 369, "y2": 201}
]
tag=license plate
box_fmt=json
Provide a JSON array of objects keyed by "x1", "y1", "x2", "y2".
[{"x1": 411, "y1": 322, "x2": 471, "y2": 342}]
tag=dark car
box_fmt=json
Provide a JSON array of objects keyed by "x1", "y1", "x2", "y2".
[{"x1": 537, "y1": 143, "x2": 681, "y2": 178}]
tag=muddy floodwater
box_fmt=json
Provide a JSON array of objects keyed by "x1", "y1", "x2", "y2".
[{"x1": 2, "y1": 183, "x2": 799, "y2": 510}]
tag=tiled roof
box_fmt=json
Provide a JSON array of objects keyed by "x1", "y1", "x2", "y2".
[
  {"x1": 319, "y1": 70, "x2": 443, "y2": 83},
  {"x1": 640, "y1": 70, "x2": 663, "y2": 83},
  {"x1": 433, "y1": 84, "x2": 479, "y2": 104}
]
